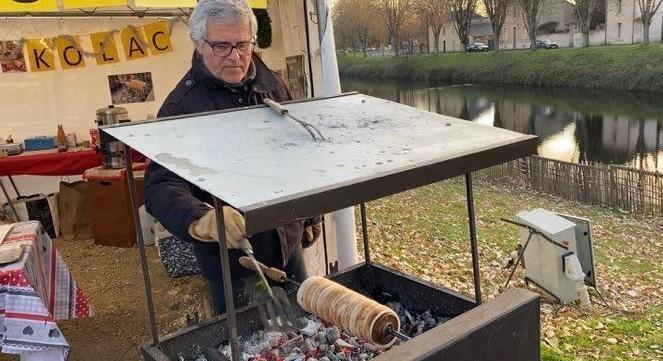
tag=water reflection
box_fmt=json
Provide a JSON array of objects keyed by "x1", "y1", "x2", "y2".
[{"x1": 341, "y1": 80, "x2": 663, "y2": 173}]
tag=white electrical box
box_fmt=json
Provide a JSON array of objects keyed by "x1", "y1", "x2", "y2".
[{"x1": 516, "y1": 208, "x2": 580, "y2": 304}]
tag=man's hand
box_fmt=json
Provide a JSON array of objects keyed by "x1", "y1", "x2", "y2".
[
  {"x1": 188, "y1": 207, "x2": 246, "y2": 249},
  {"x1": 302, "y1": 222, "x2": 323, "y2": 249}
]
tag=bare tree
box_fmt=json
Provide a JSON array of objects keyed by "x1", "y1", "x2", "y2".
[
  {"x1": 637, "y1": 0, "x2": 663, "y2": 44},
  {"x1": 333, "y1": 0, "x2": 380, "y2": 56},
  {"x1": 518, "y1": 0, "x2": 544, "y2": 49},
  {"x1": 417, "y1": 0, "x2": 450, "y2": 53},
  {"x1": 333, "y1": 0, "x2": 355, "y2": 52},
  {"x1": 451, "y1": 0, "x2": 478, "y2": 51},
  {"x1": 482, "y1": 0, "x2": 510, "y2": 50},
  {"x1": 357, "y1": 0, "x2": 378, "y2": 56},
  {"x1": 348, "y1": 0, "x2": 377, "y2": 56},
  {"x1": 574, "y1": 0, "x2": 597, "y2": 47},
  {"x1": 375, "y1": 0, "x2": 417, "y2": 55}
]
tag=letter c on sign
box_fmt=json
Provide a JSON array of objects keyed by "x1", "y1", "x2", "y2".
[{"x1": 151, "y1": 31, "x2": 170, "y2": 51}]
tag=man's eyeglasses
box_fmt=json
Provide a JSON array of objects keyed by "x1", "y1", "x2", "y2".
[{"x1": 203, "y1": 39, "x2": 255, "y2": 57}]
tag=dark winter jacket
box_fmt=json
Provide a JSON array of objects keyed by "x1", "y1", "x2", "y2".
[{"x1": 144, "y1": 52, "x2": 307, "y2": 280}]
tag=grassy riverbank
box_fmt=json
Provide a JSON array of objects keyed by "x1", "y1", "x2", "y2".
[
  {"x1": 338, "y1": 44, "x2": 663, "y2": 92},
  {"x1": 359, "y1": 177, "x2": 662, "y2": 361}
]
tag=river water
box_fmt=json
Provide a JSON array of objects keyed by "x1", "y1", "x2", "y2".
[{"x1": 341, "y1": 79, "x2": 663, "y2": 173}]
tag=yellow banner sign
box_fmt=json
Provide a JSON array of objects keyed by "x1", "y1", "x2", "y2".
[
  {"x1": 143, "y1": 21, "x2": 174, "y2": 55},
  {"x1": 26, "y1": 39, "x2": 55, "y2": 72},
  {"x1": 133, "y1": 0, "x2": 267, "y2": 8},
  {"x1": 120, "y1": 26, "x2": 149, "y2": 61},
  {"x1": 249, "y1": 0, "x2": 267, "y2": 9},
  {"x1": 62, "y1": 0, "x2": 126, "y2": 9},
  {"x1": 90, "y1": 31, "x2": 120, "y2": 65},
  {"x1": 56, "y1": 36, "x2": 86, "y2": 70},
  {"x1": 16, "y1": 20, "x2": 174, "y2": 72},
  {"x1": 0, "y1": 0, "x2": 58, "y2": 12},
  {"x1": 133, "y1": 0, "x2": 196, "y2": 7}
]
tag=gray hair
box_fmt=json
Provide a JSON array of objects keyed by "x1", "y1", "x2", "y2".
[{"x1": 189, "y1": 0, "x2": 258, "y2": 44}]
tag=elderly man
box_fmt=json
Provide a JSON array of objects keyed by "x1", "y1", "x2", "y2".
[{"x1": 145, "y1": 0, "x2": 321, "y2": 315}]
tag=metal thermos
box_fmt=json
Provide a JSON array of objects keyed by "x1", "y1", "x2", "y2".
[{"x1": 96, "y1": 105, "x2": 130, "y2": 169}]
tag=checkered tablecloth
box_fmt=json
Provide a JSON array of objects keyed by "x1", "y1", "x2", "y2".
[{"x1": 0, "y1": 221, "x2": 92, "y2": 359}]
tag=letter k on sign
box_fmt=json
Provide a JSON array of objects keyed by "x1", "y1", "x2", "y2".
[{"x1": 26, "y1": 39, "x2": 55, "y2": 72}]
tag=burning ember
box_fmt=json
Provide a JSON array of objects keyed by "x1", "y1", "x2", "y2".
[{"x1": 195, "y1": 303, "x2": 448, "y2": 361}]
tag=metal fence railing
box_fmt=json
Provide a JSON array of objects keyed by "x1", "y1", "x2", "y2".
[{"x1": 475, "y1": 156, "x2": 663, "y2": 215}]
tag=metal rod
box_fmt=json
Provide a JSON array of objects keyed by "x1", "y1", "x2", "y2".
[
  {"x1": 360, "y1": 203, "x2": 370, "y2": 266},
  {"x1": 0, "y1": 177, "x2": 19, "y2": 222},
  {"x1": 524, "y1": 277, "x2": 562, "y2": 304},
  {"x1": 8, "y1": 175, "x2": 21, "y2": 197},
  {"x1": 212, "y1": 197, "x2": 240, "y2": 361},
  {"x1": 123, "y1": 144, "x2": 160, "y2": 348},
  {"x1": 302, "y1": 0, "x2": 316, "y2": 98},
  {"x1": 285, "y1": 277, "x2": 302, "y2": 288},
  {"x1": 465, "y1": 173, "x2": 483, "y2": 305},
  {"x1": 386, "y1": 325, "x2": 411, "y2": 341},
  {"x1": 504, "y1": 232, "x2": 533, "y2": 289},
  {"x1": 321, "y1": 220, "x2": 329, "y2": 275},
  {"x1": 500, "y1": 218, "x2": 569, "y2": 250}
]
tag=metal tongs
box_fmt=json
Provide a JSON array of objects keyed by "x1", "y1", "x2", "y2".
[
  {"x1": 238, "y1": 253, "x2": 413, "y2": 342},
  {"x1": 264, "y1": 98, "x2": 326, "y2": 142},
  {"x1": 237, "y1": 239, "x2": 299, "y2": 331}
]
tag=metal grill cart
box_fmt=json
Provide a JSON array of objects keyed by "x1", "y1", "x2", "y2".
[{"x1": 101, "y1": 93, "x2": 541, "y2": 361}]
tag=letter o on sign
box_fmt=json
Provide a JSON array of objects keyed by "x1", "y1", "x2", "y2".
[{"x1": 12, "y1": 0, "x2": 40, "y2": 3}]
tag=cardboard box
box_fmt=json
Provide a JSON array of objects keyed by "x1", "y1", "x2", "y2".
[{"x1": 85, "y1": 166, "x2": 145, "y2": 247}]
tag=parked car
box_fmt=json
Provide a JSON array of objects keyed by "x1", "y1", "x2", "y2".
[
  {"x1": 535, "y1": 40, "x2": 559, "y2": 49},
  {"x1": 466, "y1": 43, "x2": 489, "y2": 52}
]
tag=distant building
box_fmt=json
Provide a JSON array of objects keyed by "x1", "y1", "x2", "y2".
[
  {"x1": 500, "y1": 0, "x2": 577, "y2": 49},
  {"x1": 605, "y1": 0, "x2": 663, "y2": 44},
  {"x1": 432, "y1": 14, "x2": 494, "y2": 53},
  {"x1": 429, "y1": 0, "x2": 598, "y2": 52}
]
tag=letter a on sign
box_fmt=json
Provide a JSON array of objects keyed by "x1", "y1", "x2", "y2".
[
  {"x1": 91, "y1": 31, "x2": 120, "y2": 65},
  {"x1": 121, "y1": 26, "x2": 149, "y2": 61},
  {"x1": 143, "y1": 21, "x2": 173, "y2": 55},
  {"x1": 56, "y1": 36, "x2": 86, "y2": 70},
  {"x1": 0, "y1": 0, "x2": 58, "y2": 12},
  {"x1": 26, "y1": 39, "x2": 55, "y2": 72}
]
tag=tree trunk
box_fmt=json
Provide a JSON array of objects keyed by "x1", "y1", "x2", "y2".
[
  {"x1": 391, "y1": 33, "x2": 398, "y2": 56},
  {"x1": 643, "y1": 20, "x2": 651, "y2": 44},
  {"x1": 583, "y1": 31, "x2": 590, "y2": 47},
  {"x1": 434, "y1": 32, "x2": 440, "y2": 53},
  {"x1": 362, "y1": 46, "x2": 367, "y2": 58},
  {"x1": 494, "y1": 30, "x2": 501, "y2": 50},
  {"x1": 529, "y1": 29, "x2": 536, "y2": 49}
]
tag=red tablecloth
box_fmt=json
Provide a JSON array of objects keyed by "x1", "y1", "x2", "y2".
[
  {"x1": 0, "y1": 149, "x2": 101, "y2": 177},
  {"x1": 0, "y1": 221, "x2": 92, "y2": 358},
  {"x1": 0, "y1": 148, "x2": 145, "y2": 177}
]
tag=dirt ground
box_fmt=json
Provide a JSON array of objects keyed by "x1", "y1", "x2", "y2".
[{"x1": 0, "y1": 239, "x2": 209, "y2": 361}]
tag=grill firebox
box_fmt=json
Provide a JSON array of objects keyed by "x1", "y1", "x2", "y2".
[{"x1": 141, "y1": 264, "x2": 540, "y2": 361}]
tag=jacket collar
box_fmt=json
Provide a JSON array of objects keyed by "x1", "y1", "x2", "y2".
[{"x1": 191, "y1": 51, "x2": 281, "y2": 95}]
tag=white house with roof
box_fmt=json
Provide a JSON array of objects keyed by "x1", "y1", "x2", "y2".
[{"x1": 605, "y1": 0, "x2": 663, "y2": 44}]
